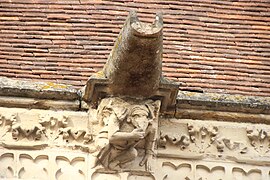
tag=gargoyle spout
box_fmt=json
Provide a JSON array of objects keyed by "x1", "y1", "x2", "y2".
[
  {"x1": 103, "y1": 11, "x2": 163, "y2": 98},
  {"x1": 83, "y1": 11, "x2": 178, "y2": 111}
]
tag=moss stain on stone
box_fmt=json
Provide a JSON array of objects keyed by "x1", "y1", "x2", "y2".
[
  {"x1": 40, "y1": 82, "x2": 68, "y2": 90},
  {"x1": 95, "y1": 71, "x2": 105, "y2": 78},
  {"x1": 186, "y1": 92, "x2": 197, "y2": 97}
]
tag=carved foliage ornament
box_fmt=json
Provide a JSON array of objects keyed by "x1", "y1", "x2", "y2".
[
  {"x1": 159, "y1": 132, "x2": 190, "y2": 150},
  {"x1": 159, "y1": 121, "x2": 248, "y2": 155},
  {"x1": 0, "y1": 113, "x2": 16, "y2": 139},
  {"x1": 39, "y1": 114, "x2": 68, "y2": 142},
  {"x1": 0, "y1": 111, "x2": 92, "y2": 150},
  {"x1": 246, "y1": 126, "x2": 270, "y2": 155},
  {"x1": 188, "y1": 123, "x2": 219, "y2": 153},
  {"x1": 40, "y1": 114, "x2": 92, "y2": 149},
  {"x1": 12, "y1": 116, "x2": 45, "y2": 141}
]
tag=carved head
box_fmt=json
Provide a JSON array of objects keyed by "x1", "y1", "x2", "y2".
[
  {"x1": 128, "y1": 100, "x2": 161, "y2": 131},
  {"x1": 128, "y1": 105, "x2": 149, "y2": 131}
]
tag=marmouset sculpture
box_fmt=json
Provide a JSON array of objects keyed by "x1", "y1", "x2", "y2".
[{"x1": 83, "y1": 10, "x2": 178, "y2": 171}]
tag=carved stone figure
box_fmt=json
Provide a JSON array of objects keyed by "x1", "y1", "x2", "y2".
[{"x1": 93, "y1": 97, "x2": 160, "y2": 170}]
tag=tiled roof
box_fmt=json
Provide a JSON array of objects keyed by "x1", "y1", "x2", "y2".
[{"x1": 0, "y1": 0, "x2": 269, "y2": 97}]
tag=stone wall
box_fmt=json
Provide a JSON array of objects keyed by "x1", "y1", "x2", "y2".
[{"x1": 1, "y1": 106, "x2": 270, "y2": 180}]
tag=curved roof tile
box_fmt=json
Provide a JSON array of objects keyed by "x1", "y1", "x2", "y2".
[{"x1": 0, "y1": 0, "x2": 269, "y2": 96}]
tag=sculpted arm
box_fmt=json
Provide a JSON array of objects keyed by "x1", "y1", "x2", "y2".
[
  {"x1": 110, "y1": 129, "x2": 145, "y2": 143},
  {"x1": 107, "y1": 113, "x2": 144, "y2": 143},
  {"x1": 139, "y1": 124, "x2": 155, "y2": 166}
]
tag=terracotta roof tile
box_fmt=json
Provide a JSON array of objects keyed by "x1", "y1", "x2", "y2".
[{"x1": 0, "y1": 0, "x2": 270, "y2": 97}]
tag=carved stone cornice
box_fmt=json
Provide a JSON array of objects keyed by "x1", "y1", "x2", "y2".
[
  {"x1": 177, "y1": 91, "x2": 270, "y2": 114},
  {"x1": 158, "y1": 118, "x2": 270, "y2": 165},
  {"x1": 1, "y1": 107, "x2": 270, "y2": 179},
  {"x1": 0, "y1": 107, "x2": 91, "y2": 151}
]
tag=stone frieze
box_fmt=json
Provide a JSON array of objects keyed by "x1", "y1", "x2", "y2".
[
  {"x1": 0, "y1": 107, "x2": 91, "y2": 151},
  {"x1": 1, "y1": 107, "x2": 270, "y2": 179},
  {"x1": 158, "y1": 118, "x2": 270, "y2": 165}
]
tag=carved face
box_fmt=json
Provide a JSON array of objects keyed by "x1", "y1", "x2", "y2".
[
  {"x1": 128, "y1": 106, "x2": 150, "y2": 131},
  {"x1": 99, "y1": 108, "x2": 113, "y2": 126}
]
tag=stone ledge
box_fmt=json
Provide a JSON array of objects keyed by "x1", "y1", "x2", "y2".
[
  {"x1": 177, "y1": 91, "x2": 270, "y2": 114},
  {"x1": 0, "y1": 77, "x2": 80, "y2": 101},
  {"x1": 1, "y1": 77, "x2": 270, "y2": 116},
  {"x1": 0, "y1": 96, "x2": 80, "y2": 111}
]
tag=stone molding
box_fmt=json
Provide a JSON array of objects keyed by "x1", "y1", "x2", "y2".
[
  {"x1": 177, "y1": 91, "x2": 270, "y2": 114},
  {"x1": 1, "y1": 106, "x2": 270, "y2": 179},
  {"x1": 0, "y1": 77, "x2": 79, "y2": 101},
  {"x1": 1, "y1": 150, "x2": 269, "y2": 180},
  {"x1": 1, "y1": 77, "x2": 270, "y2": 118},
  {"x1": 158, "y1": 119, "x2": 270, "y2": 165},
  {"x1": 0, "y1": 107, "x2": 90, "y2": 151},
  {"x1": 0, "y1": 107, "x2": 270, "y2": 164}
]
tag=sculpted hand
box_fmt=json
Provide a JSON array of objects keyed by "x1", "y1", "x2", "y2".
[
  {"x1": 139, "y1": 153, "x2": 150, "y2": 166},
  {"x1": 131, "y1": 128, "x2": 145, "y2": 140}
]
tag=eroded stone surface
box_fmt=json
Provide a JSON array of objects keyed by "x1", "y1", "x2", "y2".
[
  {"x1": 177, "y1": 91, "x2": 270, "y2": 114},
  {"x1": 0, "y1": 107, "x2": 90, "y2": 151},
  {"x1": 82, "y1": 11, "x2": 179, "y2": 112},
  {"x1": 0, "y1": 77, "x2": 79, "y2": 101},
  {"x1": 103, "y1": 11, "x2": 163, "y2": 98},
  {"x1": 1, "y1": 8, "x2": 270, "y2": 180},
  {"x1": 0, "y1": 106, "x2": 270, "y2": 179},
  {"x1": 157, "y1": 118, "x2": 270, "y2": 164},
  {"x1": 91, "y1": 97, "x2": 160, "y2": 171}
]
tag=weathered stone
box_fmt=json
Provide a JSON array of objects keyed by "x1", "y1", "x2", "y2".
[
  {"x1": 177, "y1": 91, "x2": 270, "y2": 114},
  {"x1": 82, "y1": 11, "x2": 179, "y2": 111},
  {"x1": 0, "y1": 77, "x2": 79, "y2": 101},
  {"x1": 0, "y1": 96, "x2": 80, "y2": 111},
  {"x1": 1, "y1": 113, "x2": 270, "y2": 179},
  {"x1": 175, "y1": 108, "x2": 270, "y2": 124},
  {"x1": 1, "y1": 9, "x2": 270, "y2": 180},
  {"x1": 103, "y1": 10, "x2": 163, "y2": 97},
  {"x1": 0, "y1": 107, "x2": 89, "y2": 151},
  {"x1": 91, "y1": 97, "x2": 160, "y2": 171}
]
